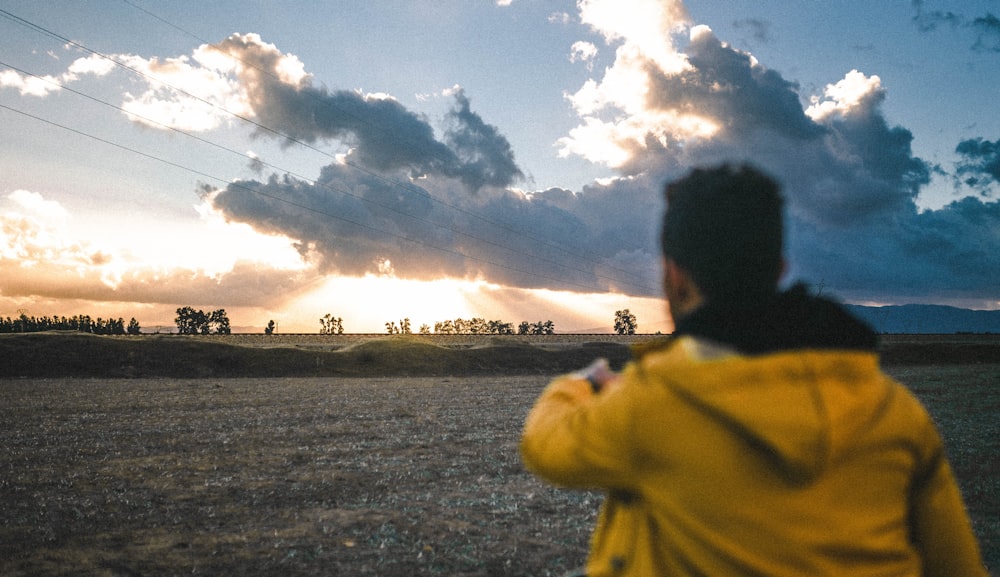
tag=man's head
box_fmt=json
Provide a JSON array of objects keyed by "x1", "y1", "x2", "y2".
[{"x1": 661, "y1": 164, "x2": 785, "y2": 319}]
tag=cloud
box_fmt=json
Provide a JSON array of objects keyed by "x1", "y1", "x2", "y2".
[
  {"x1": 0, "y1": 54, "x2": 114, "y2": 97},
  {"x1": 732, "y1": 18, "x2": 773, "y2": 43},
  {"x1": 441, "y1": 89, "x2": 524, "y2": 191},
  {"x1": 912, "y1": 1, "x2": 1000, "y2": 52},
  {"x1": 22, "y1": 9, "x2": 985, "y2": 310},
  {"x1": 549, "y1": 12, "x2": 572, "y2": 25},
  {"x1": 570, "y1": 41, "x2": 599, "y2": 69},
  {"x1": 971, "y1": 12, "x2": 1000, "y2": 52},
  {"x1": 0, "y1": 190, "x2": 313, "y2": 308},
  {"x1": 956, "y1": 137, "x2": 1000, "y2": 190},
  {"x1": 0, "y1": 48, "x2": 246, "y2": 128},
  {"x1": 648, "y1": 26, "x2": 823, "y2": 142},
  {"x1": 200, "y1": 34, "x2": 522, "y2": 191},
  {"x1": 553, "y1": 5, "x2": 998, "y2": 307},
  {"x1": 911, "y1": 0, "x2": 962, "y2": 32},
  {"x1": 207, "y1": 166, "x2": 662, "y2": 296},
  {"x1": 0, "y1": 69, "x2": 63, "y2": 97},
  {"x1": 190, "y1": 12, "x2": 997, "y2": 309}
]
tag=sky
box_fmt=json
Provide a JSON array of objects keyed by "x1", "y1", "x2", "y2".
[{"x1": 1, "y1": 0, "x2": 998, "y2": 334}]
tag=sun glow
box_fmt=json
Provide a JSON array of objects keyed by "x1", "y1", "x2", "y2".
[
  {"x1": 278, "y1": 275, "x2": 671, "y2": 334},
  {"x1": 284, "y1": 275, "x2": 487, "y2": 334}
]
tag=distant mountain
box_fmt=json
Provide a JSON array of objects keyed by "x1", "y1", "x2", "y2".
[{"x1": 845, "y1": 304, "x2": 1000, "y2": 334}]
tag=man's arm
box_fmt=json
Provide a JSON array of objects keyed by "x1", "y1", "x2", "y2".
[
  {"x1": 910, "y1": 452, "x2": 989, "y2": 577},
  {"x1": 520, "y1": 361, "x2": 636, "y2": 489}
]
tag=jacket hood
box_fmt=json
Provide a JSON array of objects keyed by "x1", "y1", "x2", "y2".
[
  {"x1": 659, "y1": 349, "x2": 887, "y2": 483},
  {"x1": 654, "y1": 287, "x2": 887, "y2": 482}
]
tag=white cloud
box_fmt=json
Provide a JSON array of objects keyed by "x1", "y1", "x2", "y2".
[
  {"x1": 560, "y1": 26, "x2": 723, "y2": 167},
  {"x1": 7, "y1": 190, "x2": 70, "y2": 223},
  {"x1": 559, "y1": 2, "x2": 727, "y2": 167},
  {"x1": 577, "y1": 0, "x2": 690, "y2": 73},
  {"x1": 549, "y1": 12, "x2": 572, "y2": 25},
  {"x1": 805, "y1": 70, "x2": 884, "y2": 122},
  {"x1": 0, "y1": 189, "x2": 308, "y2": 302},
  {"x1": 570, "y1": 41, "x2": 599, "y2": 67},
  {"x1": 117, "y1": 52, "x2": 251, "y2": 132},
  {"x1": 0, "y1": 69, "x2": 62, "y2": 97},
  {"x1": 64, "y1": 54, "x2": 116, "y2": 78},
  {"x1": 1, "y1": 191, "x2": 93, "y2": 270}
]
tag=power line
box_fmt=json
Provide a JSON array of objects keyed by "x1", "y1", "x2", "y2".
[
  {"x1": 0, "y1": 100, "x2": 639, "y2": 295},
  {"x1": 112, "y1": 1, "x2": 658, "y2": 289},
  {"x1": 0, "y1": 58, "x2": 656, "y2": 294},
  {"x1": 0, "y1": 6, "x2": 660, "y2": 294}
]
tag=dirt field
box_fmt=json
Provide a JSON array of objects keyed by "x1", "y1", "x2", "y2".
[
  {"x1": 1, "y1": 339, "x2": 997, "y2": 575},
  {"x1": 1, "y1": 376, "x2": 598, "y2": 576}
]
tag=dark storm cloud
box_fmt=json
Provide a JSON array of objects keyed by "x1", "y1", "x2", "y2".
[
  {"x1": 634, "y1": 28, "x2": 926, "y2": 225},
  {"x1": 787, "y1": 196, "x2": 1000, "y2": 303},
  {"x1": 209, "y1": 166, "x2": 661, "y2": 295},
  {"x1": 583, "y1": 24, "x2": 998, "y2": 305},
  {"x1": 971, "y1": 13, "x2": 1000, "y2": 52},
  {"x1": 646, "y1": 29, "x2": 823, "y2": 143},
  {"x1": 204, "y1": 28, "x2": 996, "y2": 305},
  {"x1": 956, "y1": 137, "x2": 1000, "y2": 189},
  {"x1": 202, "y1": 34, "x2": 655, "y2": 295},
  {"x1": 443, "y1": 89, "x2": 524, "y2": 191},
  {"x1": 211, "y1": 34, "x2": 522, "y2": 191}
]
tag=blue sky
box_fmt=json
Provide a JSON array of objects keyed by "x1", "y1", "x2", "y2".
[{"x1": 1, "y1": 0, "x2": 998, "y2": 333}]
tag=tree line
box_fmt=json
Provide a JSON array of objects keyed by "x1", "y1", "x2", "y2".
[
  {"x1": 1, "y1": 307, "x2": 639, "y2": 336},
  {"x1": 337, "y1": 309, "x2": 637, "y2": 335},
  {"x1": 0, "y1": 313, "x2": 141, "y2": 335}
]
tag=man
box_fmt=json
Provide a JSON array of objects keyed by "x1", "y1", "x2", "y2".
[{"x1": 520, "y1": 164, "x2": 986, "y2": 576}]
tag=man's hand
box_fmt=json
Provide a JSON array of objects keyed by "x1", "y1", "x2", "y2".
[{"x1": 575, "y1": 358, "x2": 619, "y2": 393}]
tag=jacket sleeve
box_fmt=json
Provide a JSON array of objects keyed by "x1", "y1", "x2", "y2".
[
  {"x1": 520, "y1": 366, "x2": 640, "y2": 490},
  {"x1": 909, "y1": 430, "x2": 988, "y2": 577}
]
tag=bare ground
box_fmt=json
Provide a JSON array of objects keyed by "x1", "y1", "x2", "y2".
[
  {"x1": 1, "y1": 334, "x2": 997, "y2": 575},
  {"x1": 1, "y1": 376, "x2": 598, "y2": 576}
]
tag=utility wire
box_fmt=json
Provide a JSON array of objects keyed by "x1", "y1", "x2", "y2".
[
  {"x1": 116, "y1": 0, "x2": 653, "y2": 286},
  {"x1": 0, "y1": 6, "x2": 659, "y2": 294},
  {"x1": 0, "y1": 59, "x2": 656, "y2": 294},
  {"x1": 0, "y1": 99, "x2": 641, "y2": 295}
]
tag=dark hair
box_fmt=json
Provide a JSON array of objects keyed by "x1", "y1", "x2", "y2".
[{"x1": 661, "y1": 164, "x2": 784, "y2": 300}]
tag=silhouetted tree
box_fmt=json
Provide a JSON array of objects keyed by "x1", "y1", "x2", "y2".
[
  {"x1": 175, "y1": 307, "x2": 226, "y2": 334},
  {"x1": 487, "y1": 320, "x2": 515, "y2": 334},
  {"x1": 614, "y1": 309, "x2": 637, "y2": 335},
  {"x1": 210, "y1": 309, "x2": 231, "y2": 334},
  {"x1": 320, "y1": 314, "x2": 344, "y2": 335},
  {"x1": 518, "y1": 320, "x2": 555, "y2": 335},
  {"x1": 175, "y1": 307, "x2": 202, "y2": 334}
]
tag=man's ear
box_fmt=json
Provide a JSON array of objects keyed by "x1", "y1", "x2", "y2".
[{"x1": 663, "y1": 258, "x2": 703, "y2": 319}]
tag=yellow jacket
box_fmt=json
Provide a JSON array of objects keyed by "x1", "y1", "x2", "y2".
[{"x1": 521, "y1": 336, "x2": 986, "y2": 576}]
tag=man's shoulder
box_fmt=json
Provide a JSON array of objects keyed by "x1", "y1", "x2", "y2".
[{"x1": 633, "y1": 334, "x2": 738, "y2": 364}]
